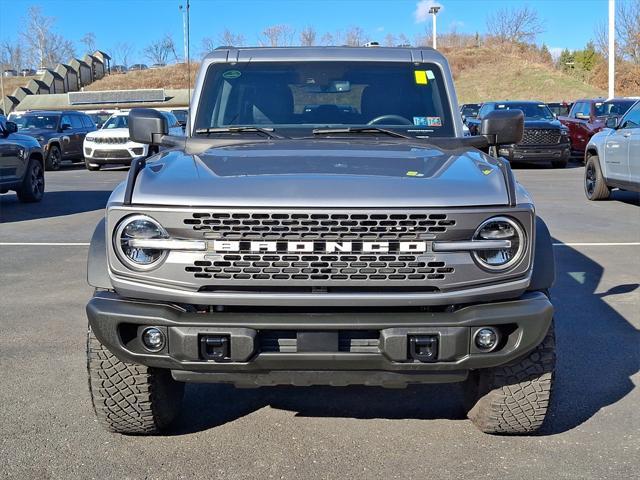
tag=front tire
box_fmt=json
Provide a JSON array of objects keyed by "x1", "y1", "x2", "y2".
[
  {"x1": 16, "y1": 159, "x2": 45, "y2": 203},
  {"x1": 45, "y1": 145, "x2": 62, "y2": 171},
  {"x1": 465, "y1": 321, "x2": 556, "y2": 435},
  {"x1": 584, "y1": 154, "x2": 610, "y2": 200},
  {"x1": 87, "y1": 326, "x2": 184, "y2": 434}
]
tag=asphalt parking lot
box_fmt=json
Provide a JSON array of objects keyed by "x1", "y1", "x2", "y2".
[{"x1": 1, "y1": 161, "x2": 638, "y2": 479}]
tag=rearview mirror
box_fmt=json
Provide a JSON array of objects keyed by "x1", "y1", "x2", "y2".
[
  {"x1": 128, "y1": 108, "x2": 168, "y2": 144},
  {"x1": 4, "y1": 121, "x2": 18, "y2": 134},
  {"x1": 605, "y1": 116, "x2": 619, "y2": 129},
  {"x1": 480, "y1": 110, "x2": 524, "y2": 146}
]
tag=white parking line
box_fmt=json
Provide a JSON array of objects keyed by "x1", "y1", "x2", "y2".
[{"x1": 552, "y1": 242, "x2": 640, "y2": 246}]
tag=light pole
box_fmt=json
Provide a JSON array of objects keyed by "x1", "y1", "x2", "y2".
[
  {"x1": 608, "y1": 0, "x2": 615, "y2": 99},
  {"x1": 429, "y1": 6, "x2": 441, "y2": 49}
]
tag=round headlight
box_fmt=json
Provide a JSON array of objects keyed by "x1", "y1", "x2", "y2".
[
  {"x1": 472, "y1": 216, "x2": 526, "y2": 271},
  {"x1": 114, "y1": 214, "x2": 168, "y2": 270}
]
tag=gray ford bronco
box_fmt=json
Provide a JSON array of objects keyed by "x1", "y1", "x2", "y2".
[{"x1": 86, "y1": 46, "x2": 556, "y2": 435}]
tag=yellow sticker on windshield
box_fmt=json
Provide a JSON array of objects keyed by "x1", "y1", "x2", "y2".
[{"x1": 414, "y1": 70, "x2": 428, "y2": 85}]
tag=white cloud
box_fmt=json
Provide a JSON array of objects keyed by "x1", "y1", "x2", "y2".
[
  {"x1": 376, "y1": 26, "x2": 385, "y2": 32},
  {"x1": 414, "y1": 0, "x2": 443, "y2": 23},
  {"x1": 549, "y1": 47, "x2": 563, "y2": 61}
]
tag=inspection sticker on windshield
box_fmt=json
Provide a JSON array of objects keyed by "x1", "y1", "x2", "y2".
[
  {"x1": 223, "y1": 70, "x2": 242, "y2": 79},
  {"x1": 414, "y1": 70, "x2": 428, "y2": 85}
]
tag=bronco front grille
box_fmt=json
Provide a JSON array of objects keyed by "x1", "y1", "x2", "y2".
[
  {"x1": 185, "y1": 253, "x2": 454, "y2": 282},
  {"x1": 184, "y1": 212, "x2": 456, "y2": 240},
  {"x1": 520, "y1": 129, "x2": 561, "y2": 145}
]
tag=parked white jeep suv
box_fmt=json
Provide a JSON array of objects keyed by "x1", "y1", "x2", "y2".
[{"x1": 83, "y1": 110, "x2": 184, "y2": 170}]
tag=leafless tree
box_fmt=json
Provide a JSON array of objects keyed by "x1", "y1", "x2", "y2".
[
  {"x1": 486, "y1": 5, "x2": 544, "y2": 44},
  {"x1": 592, "y1": 21, "x2": 609, "y2": 57},
  {"x1": 319, "y1": 32, "x2": 335, "y2": 46},
  {"x1": 617, "y1": 0, "x2": 640, "y2": 63},
  {"x1": 260, "y1": 24, "x2": 295, "y2": 47},
  {"x1": 20, "y1": 6, "x2": 75, "y2": 68},
  {"x1": 383, "y1": 33, "x2": 397, "y2": 47},
  {"x1": 344, "y1": 26, "x2": 368, "y2": 46},
  {"x1": 143, "y1": 37, "x2": 171, "y2": 65},
  {"x1": 112, "y1": 42, "x2": 134, "y2": 67},
  {"x1": 163, "y1": 33, "x2": 181, "y2": 63},
  {"x1": 81, "y1": 32, "x2": 96, "y2": 54},
  {"x1": 0, "y1": 41, "x2": 24, "y2": 71},
  {"x1": 217, "y1": 29, "x2": 245, "y2": 47},
  {"x1": 397, "y1": 33, "x2": 411, "y2": 47},
  {"x1": 299, "y1": 26, "x2": 317, "y2": 46}
]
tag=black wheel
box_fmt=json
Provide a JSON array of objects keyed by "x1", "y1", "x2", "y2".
[
  {"x1": 16, "y1": 159, "x2": 45, "y2": 203},
  {"x1": 84, "y1": 158, "x2": 101, "y2": 171},
  {"x1": 45, "y1": 145, "x2": 61, "y2": 171},
  {"x1": 87, "y1": 326, "x2": 184, "y2": 434},
  {"x1": 551, "y1": 159, "x2": 567, "y2": 169},
  {"x1": 584, "y1": 154, "x2": 610, "y2": 200},
  {"x1": 465, "y1": 321, "x2": 556, "y2": 435}
]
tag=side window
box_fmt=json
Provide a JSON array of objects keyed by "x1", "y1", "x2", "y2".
[
  {"x1": 70, "y1": 115, "x2": 84, "y2": 129},
  {"x1": 620, "y1": 103, "x2": 640, "y2": 129},
  {"x1": 478, "y1": 103, "x2": 493, "y2": 118},
  {"x1": 81, "y1": 115, "x2": 94, "y2": 128},
  {"x1": 572, "y1": 102, "x2": 587, "y2": 119}
]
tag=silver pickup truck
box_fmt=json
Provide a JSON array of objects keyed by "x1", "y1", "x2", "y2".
[{"x1": 86, "y1": 46, "x2": 556, "y2": 435}]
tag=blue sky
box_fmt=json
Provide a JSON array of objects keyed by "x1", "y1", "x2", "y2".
[{"x1": 1, "y1": 0, "x2": 609, "y2": 64}]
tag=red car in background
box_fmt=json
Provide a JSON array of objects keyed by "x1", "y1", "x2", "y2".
[{"x1": 559, "y1": 98, "x2": 637, "y2": 156}]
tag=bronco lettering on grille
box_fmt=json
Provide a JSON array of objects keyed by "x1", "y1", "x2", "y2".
[{"x1": 211, "y1": 240, "x2": 428, "y2": 253}]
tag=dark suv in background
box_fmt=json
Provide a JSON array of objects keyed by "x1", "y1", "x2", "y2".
[
  {"x1": 468, "y1": 101, "x2": 570, "y2": 168},
  {"x1": 8, "y1": 110, "x2": 96, "y2": 170},
  {"x1": 0, "y1": 115, "x2": 45, "y2": 202}
]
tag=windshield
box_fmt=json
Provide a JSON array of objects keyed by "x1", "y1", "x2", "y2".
[
  {"x1": 194, "y1": 61, "x2": 454, "y2": 137},
  {"x1": 15, "y1": 114, "x2": 60, "y2": 130},
  {"x1": 90, "y1": 113, "x2": 112, "y2": 127},
  {"x1": 495, "y1": 103, "x2": 554, "y2": 121},
  {"x1": 102, "y1": 115, "x2": 129, "y2": 129},
  {"x1": 172, "y1": 110, "x2": 188, "y2": 123},
  {"x1": 594, "y1": 100, "x2": 634, "y2": 117},
  {"x1": 461, "y1": 105, "x2": 479, "y2": 118},
  {"x1": 546, "y1": 103, "x2": 570, "y2": 116}
]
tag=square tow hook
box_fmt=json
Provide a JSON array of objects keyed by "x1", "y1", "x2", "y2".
[
  {"x1": 408, "y1": 335, "x2": 438, "y2": 363},
  {"x1": 199, "y1": 335, "x2": 231, "y2": 362}
]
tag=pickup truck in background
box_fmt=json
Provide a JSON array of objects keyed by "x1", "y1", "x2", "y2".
[{"x1": 558, "y1": 98, "x2": 637, "y2": 157}]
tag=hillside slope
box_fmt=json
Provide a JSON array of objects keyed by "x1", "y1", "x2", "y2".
[{"x1": 85, "y1": 50, "x2": 607, "y2": 103}]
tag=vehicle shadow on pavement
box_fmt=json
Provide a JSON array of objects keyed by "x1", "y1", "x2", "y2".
[
  {"x1": 0, "y1": 190, "x2": 112, "y2": 223},
  {"x1": 168, "y1": 240, "x2": 639, "y2": 436},
  {"x1": 540, "y1": 239, "x2": 639, "y2": 435}
]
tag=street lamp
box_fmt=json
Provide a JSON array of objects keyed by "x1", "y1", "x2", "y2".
[{"x1": 429, "y1": 6, "x2": 441, "y2": 49}]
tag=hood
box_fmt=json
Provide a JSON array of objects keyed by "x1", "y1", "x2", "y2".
[
  {"x1": 17, "y1": 128, "x2": 59, "y2": 139},
  {"x1": 89, "y1": 128, "x2": 129, "y2": 138},
  {"x1": 523, "y1": 119, "x2": 563, "y2": 129},
  {"x1": 127, "y1": 139, "x2": 515, "y2": 208}
]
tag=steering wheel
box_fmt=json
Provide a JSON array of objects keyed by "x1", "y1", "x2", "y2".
[{"x1": 367, "y1": 115, "x2": 413, "y2": 126}]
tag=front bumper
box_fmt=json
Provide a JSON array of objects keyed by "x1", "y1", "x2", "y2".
[
  {"x1": 499, "y1": 142, "x2": 571, "y2": 162},
  {"x1": 87, "y1": 290, "x2": 553, "y2": 387},
  {"x1": 84, "y1": 144, "x2": 147, "y2": 164}
]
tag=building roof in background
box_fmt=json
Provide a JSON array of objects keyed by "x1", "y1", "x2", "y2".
[{"x1": 14, "y1": 89, "x2": 189, "y2": 111}]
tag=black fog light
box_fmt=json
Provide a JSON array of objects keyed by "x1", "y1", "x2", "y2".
[
  {"x1": 474, "y1": 328, "x2": 498, "y2": 352},
  {"x1": 141, "y1": 327, "x2": 165, "y2": 352}
]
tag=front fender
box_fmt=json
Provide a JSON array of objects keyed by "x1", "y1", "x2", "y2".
[
  {"x1": 527, "y1": 216, "x2": 555, "y2": 292},
  {"x1": 87, "y1": 218, "x2": 112, "y2": 289}
]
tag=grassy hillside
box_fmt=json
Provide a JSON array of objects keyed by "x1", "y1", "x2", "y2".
[
  {"x1": 85, "y1": 48, "x2": 607, "y2": 103},
  {"x1": 445, "y1": 46, "x2": 606, "y2": 103}
]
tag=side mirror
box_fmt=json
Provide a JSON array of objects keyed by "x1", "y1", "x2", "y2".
[
  {"x1": 128, "y1": 108, "x2": 168, "y2": 144},
  {"x1": 61, "y1": 123, "x2": 72, "y2": 131},
  {"x1": 605, "y1": 116, "x2": 619, "y2": 129},
  {"x1": 480, "y1": 110, "x2": 524, "y2": 145},
  {"x1": 4, "y1": 121, "x2": 18, "y2": 134}
]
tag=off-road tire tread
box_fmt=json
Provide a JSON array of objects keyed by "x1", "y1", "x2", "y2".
[
  {"x1": 86, "y1": 327, "x2": 184, "y2": 434},
  {"x1": 466, "y1": 322, "x2": 556, "y2": 435},
  {"x1": 585, "y1": 155, "x2": 610, "y2": 200}
]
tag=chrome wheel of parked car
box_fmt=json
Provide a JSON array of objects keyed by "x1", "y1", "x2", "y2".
[{"x1": 45, "y1": 145, "x2": 61, "y2": 171}]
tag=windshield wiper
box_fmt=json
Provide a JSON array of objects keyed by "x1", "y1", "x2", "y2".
[
  {"x1": 194, "y1": 126, "x2": 284, "y2": 139},
  {"x1": 312, "y1": 127, "x2": 412, "y2": 139}
]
